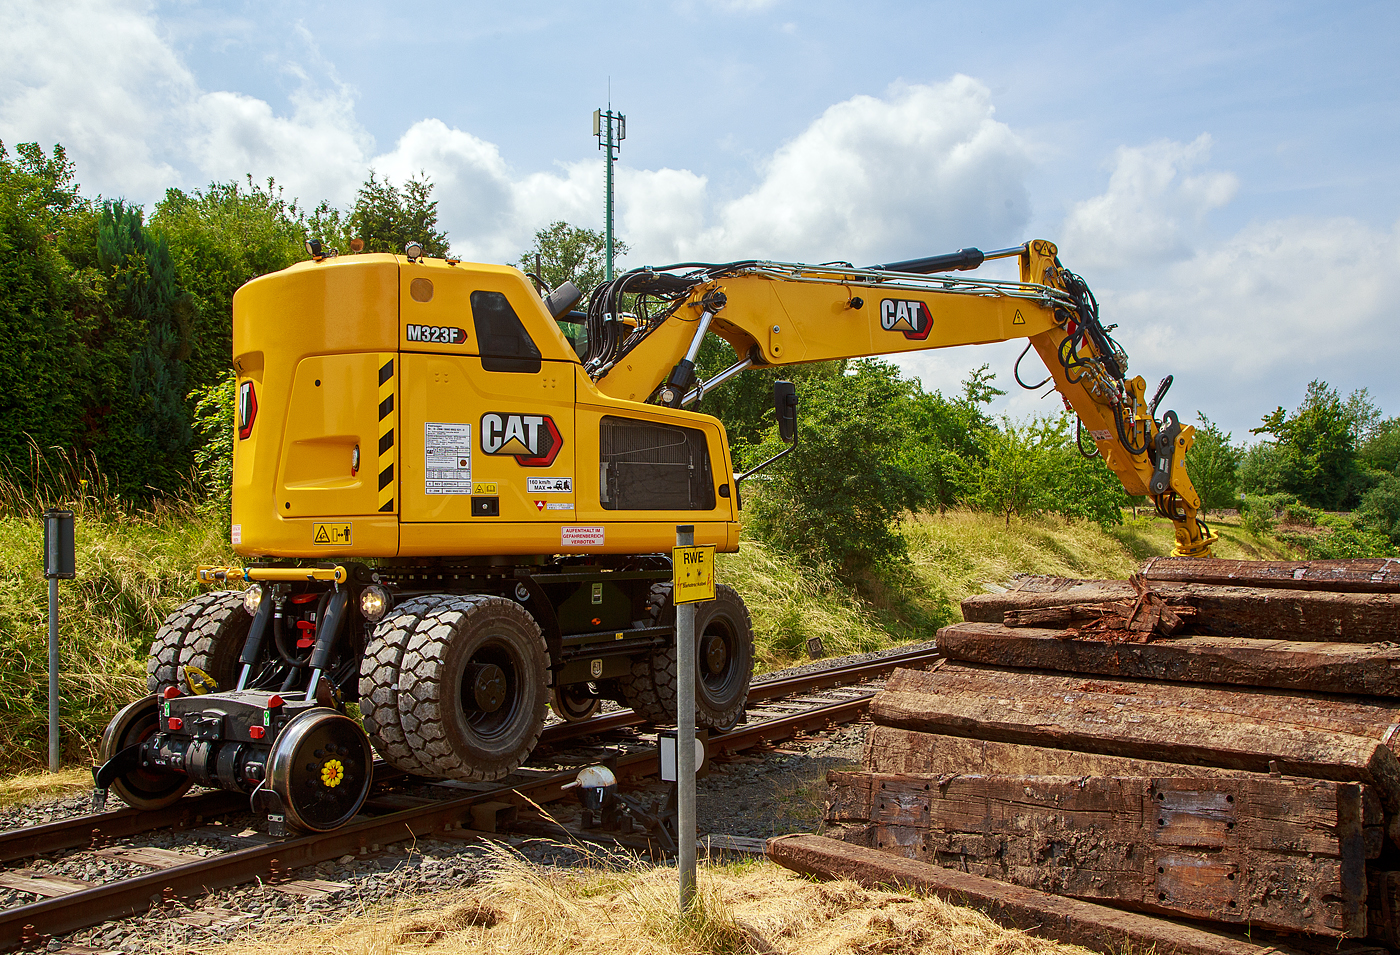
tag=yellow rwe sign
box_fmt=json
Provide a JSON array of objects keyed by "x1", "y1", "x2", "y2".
[{"x1": 672, "y1": 544, "x2": 716, "y2": 604}]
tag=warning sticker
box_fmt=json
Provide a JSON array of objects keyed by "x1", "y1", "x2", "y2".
[
  {"x1": 1012, "y1": 309, "x2": 1026, "y2": 325},
  {"x1": 425, "y1": 422, "x2": 472, "y2": 494},
  {"x1": 547, "y1": 502, "x2": 574, "y2": 510},
  {"x1": 1089, "y1": 429, "x2": 1112, "y2": 441},
  {"x1": 313, "y1": 523, "x2": 352, "y2": 546},
  {"x1": 472, "y1": 482, "x2": 499, "y2": 494},
  {"x1": 527, "y1": 477, "x2": 573, "y2": 493},
  {"x1": 231, "y1": 524, "x2": 242, "y2": 545},
  {"x1": 562, "y1": 526, "x2": 604, "y2": 548}
]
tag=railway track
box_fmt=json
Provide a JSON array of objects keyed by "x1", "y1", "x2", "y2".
[{"x1": 0, "y1": 644, "x2": 940, "y2": 949}]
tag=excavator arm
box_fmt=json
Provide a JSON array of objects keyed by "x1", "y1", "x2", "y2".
[{"x1": 578, "y1": 238, "x2": 1216, "y2": 558}]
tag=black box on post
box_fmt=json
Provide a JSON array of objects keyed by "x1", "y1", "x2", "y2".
[{"x1": 44, "y1": 509, "x2": 75, "y2": 579}]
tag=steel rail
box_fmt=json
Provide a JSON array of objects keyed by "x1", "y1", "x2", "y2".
[
  {"x1": 0, "y1": 694, "x2": 879, "y2": 948},
  {"x1": 541, "y1": 644, "x2": 940, "y2": 745},
  {"x1": 0, "y1": 646, "x2": 939, "y2": 867},
  {"x1": 0, "y1": 791, "x2": 246, "y2": 866}
]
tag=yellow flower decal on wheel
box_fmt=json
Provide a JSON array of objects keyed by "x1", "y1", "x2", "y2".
[{"x1": 321, "y1": 758, "x2": 344, "y2": 788}]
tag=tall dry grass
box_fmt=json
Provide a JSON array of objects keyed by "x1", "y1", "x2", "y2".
[
  {"x1": 206, "y1": 851, "x2": 1093, "y2": 955},
  {"x1": 717, "y1": 539, "x2": 899, "y2": 671}
]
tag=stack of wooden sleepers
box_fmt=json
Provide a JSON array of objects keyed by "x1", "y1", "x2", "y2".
[{"x1": 791, "y1": 557, "x2": 1400, "y2": 952}]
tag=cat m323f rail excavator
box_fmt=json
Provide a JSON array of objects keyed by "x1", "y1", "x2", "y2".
[{"x1": 93, "y1": 237, "x2": 1214, "y2": 835}]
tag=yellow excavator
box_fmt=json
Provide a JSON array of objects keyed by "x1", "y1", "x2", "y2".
[{"x1": 92, "y1": 237, "x2": 1213, "y2": 834}]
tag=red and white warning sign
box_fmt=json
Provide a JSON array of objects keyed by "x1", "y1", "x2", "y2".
[{"x1": 562, "y1": 526, "x2": 604, "y2": 548}]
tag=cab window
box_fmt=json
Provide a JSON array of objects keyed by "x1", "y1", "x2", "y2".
[{"x1": 471, "y1": 290, "x2": 541, "y2": 373}]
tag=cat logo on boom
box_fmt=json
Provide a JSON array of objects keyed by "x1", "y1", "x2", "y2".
[
  {"x1": 480, "y1": 413, "x2": 563, "y2": 467},
  {"x1": 880, "y1": 299, "x2": 933, "y2": 340}
]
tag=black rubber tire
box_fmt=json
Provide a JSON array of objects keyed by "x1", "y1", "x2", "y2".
[
  {"x1": 619, "y1": 583, "x2": 754, "y2": 730},
  {"x1": 358, "y1": 596, "x2": 444, "y2": 775},
  {"x1": 396, "y1": 595, "x2": 550, "y2": 781},
  {"x1": 551, "y1": 683, "x2": 602, "y2": 722},
  {"x1": 146, "y1": 591, "x2": 251, "y2": 696}
]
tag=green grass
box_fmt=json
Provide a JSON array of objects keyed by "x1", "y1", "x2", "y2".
[{"x1": 0, "y1": 504, "x2": 234, "y2": 770}]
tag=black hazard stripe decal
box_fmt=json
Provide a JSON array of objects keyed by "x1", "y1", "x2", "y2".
[{"x1": 378, "y1": 355, "x2": 395, "y2": 513}]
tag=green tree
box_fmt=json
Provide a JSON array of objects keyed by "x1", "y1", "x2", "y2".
[
  {"x1": 1238, "y1": 441, "x2": 1286, "y2": 495},
  {"x1": 1048, "y1": 417, "x2": 1130, "y2": 527},
  {"x1": 151, "y1": 177, "x2": 308, "y2": 395},
  {"x1": 1358, "y1": 474, "x2": 1400, "y2": 545},
  {"x1": 97, "y1": 200, "x2": 194, "y2": 491},
  {"x1": 692, "y1": 332, "x2": 845, "y2": 458},
  {"x1": 894, "y1": 365, "x2": 1000, "y2": 512},
  {"x1": 968, "y1": 417, "x2": 1060, "y2": 526},
  {"x1": 309, "y1": 171, "x2": 450, "y2": 257},
  {"x1": 1250, "y1": 380, "x2": 1365, "y2": 510},
  {"x1": 0, "y1": 142, "x2": 97, "y2": 475},
  {"x1": 1360, "y1": 418, "x2": 1400, "y2": 475},
  {"x1": 515, "y1": 221, "x2": 629, "y2": 294},
  {"x1": 748, "y1": 360, "x2": 925, "y2": 574},
  {"x1": 1185, "y1": 414, "x2": 1241, "y2": 511},
  {"x1": 342, "y1": 171, "x2": 449, "y2": 256},
  {"x1": 191, "y1": 370, "x2": 236, "y2": 531}
]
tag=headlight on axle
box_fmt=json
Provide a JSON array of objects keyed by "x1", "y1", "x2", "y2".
[
  {"x1": 359, "y1": 584, "x2": 390, "y2": 622},
  {"x1": 243, "y1": 584, "x2": 263, "y2": 617}
]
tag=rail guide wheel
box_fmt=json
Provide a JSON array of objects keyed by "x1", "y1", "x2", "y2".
[
  {"x1": 96, "y1": 696, "x2": 192, "y2": 811},
  {"x1": 266, "y1": 709, "x2": 373, "y2": 832},
  {"x1": 552, "y1": 682, "x2": 602, "y2": 722}
]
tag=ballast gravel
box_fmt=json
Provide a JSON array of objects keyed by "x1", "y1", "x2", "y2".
[{"x1": 0, "y1": 642, "x2": 932, "y2": 953}]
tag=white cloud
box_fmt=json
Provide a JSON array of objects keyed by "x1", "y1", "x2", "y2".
[
  {"x1": 0, "y1": 0, "x2": 193, "y2": 196},
  {"x1": 1113, "y1": 215, "x2": 1400, "y2": 391},
  {"x1": 1063, "y1": 138, "x2": 1400, "y2": 436},
  {"x1": 0, "y1": 0, "x2": 378, "y2": 204},
  {"x1": 687, "y1": 77, "x2": 1031, "y2": 264},
  {"x1": 1061, "y1": 135, "x2": 1238, "y2": 271},
  {"x1": 892, "y1": 137, "x2": 1400, "y2": 440},
  {"x1": 187, "y1": 87, "x2": 372, "y2": 206},
  {"x1": 369, "y1": 78, "x2": 1032, "y2": 270}
]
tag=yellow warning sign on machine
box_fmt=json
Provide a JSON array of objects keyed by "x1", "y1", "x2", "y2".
[
  {"x1": 672, "y1": 544, "x2": 716, "y2": 604},
  {"x1": 312, "y1": 523, "x2": 352, "y2": 546}
]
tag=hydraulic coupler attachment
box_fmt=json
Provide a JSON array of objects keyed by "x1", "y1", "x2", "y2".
[{"x1": 93, "y1": 689, "x2": 373, "y2": 834}]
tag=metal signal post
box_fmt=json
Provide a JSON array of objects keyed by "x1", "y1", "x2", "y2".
[
  {"x1": 43, "y1": 510, "x2": 74, "y2": 773},
  {"x1": 592, "y1": 106, "x2": 625, "y2": 281}
]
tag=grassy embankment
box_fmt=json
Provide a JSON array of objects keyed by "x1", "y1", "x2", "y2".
[{"x1": 0, "y1": 501, "x2": 1291, "y2": 788}]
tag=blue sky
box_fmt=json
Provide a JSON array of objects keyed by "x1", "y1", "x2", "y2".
[{"x1": 4, "y1": 0, "x2": 1398, "y2": 441}]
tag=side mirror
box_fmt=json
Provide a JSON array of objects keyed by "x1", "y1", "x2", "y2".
[{"x1": 774, "y1": 381, "x2": 798, "y2": 444}]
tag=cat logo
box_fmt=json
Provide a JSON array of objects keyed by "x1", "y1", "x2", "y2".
[
  {"x1": 880, "y1": 299, "x2": 933, "y2": 340},
  {"x1": 480, "y1": 413, "x2": 563, "y2": 467}
]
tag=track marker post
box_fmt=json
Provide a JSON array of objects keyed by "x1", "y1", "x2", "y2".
[
  {"x1": 672, "y1": 526, "x2": 715, "y2": 912},
  {"x1": 43, "y1": 509, "x2": 75, "y2": 773}
]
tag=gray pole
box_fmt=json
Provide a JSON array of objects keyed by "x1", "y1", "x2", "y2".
[
  {"x1": 48, "y1": 576, "x2": 58, "y2": 772},
  {"x1": 675, "y1": 524, "x2": 697, "y2": 911}
]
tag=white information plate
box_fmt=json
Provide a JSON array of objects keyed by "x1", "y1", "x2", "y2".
[{"x1": 425, "y1": 422, "x2": 472, "y2": 494}]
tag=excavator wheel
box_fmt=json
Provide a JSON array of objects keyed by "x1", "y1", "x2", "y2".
[
  {"x1": 359, "y1": 596, "x2": 452, "y2": 776},
  {"x1": 395, "y1": 595, "x2": 550, "y2": 781},
  {"x1": 551, "y1": 682, "x2": 602, "y2": 722},
  {"x1": 146, "y1": 591, "x2": 252, "y2": 696},
  {"x1": 619, "y1": 583, "x2": 754, "y2": 731}
]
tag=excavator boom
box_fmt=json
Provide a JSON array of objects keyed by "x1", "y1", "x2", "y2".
[{"x1": 586, "y1": 238, "x2": 1214, "y2": 557}]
